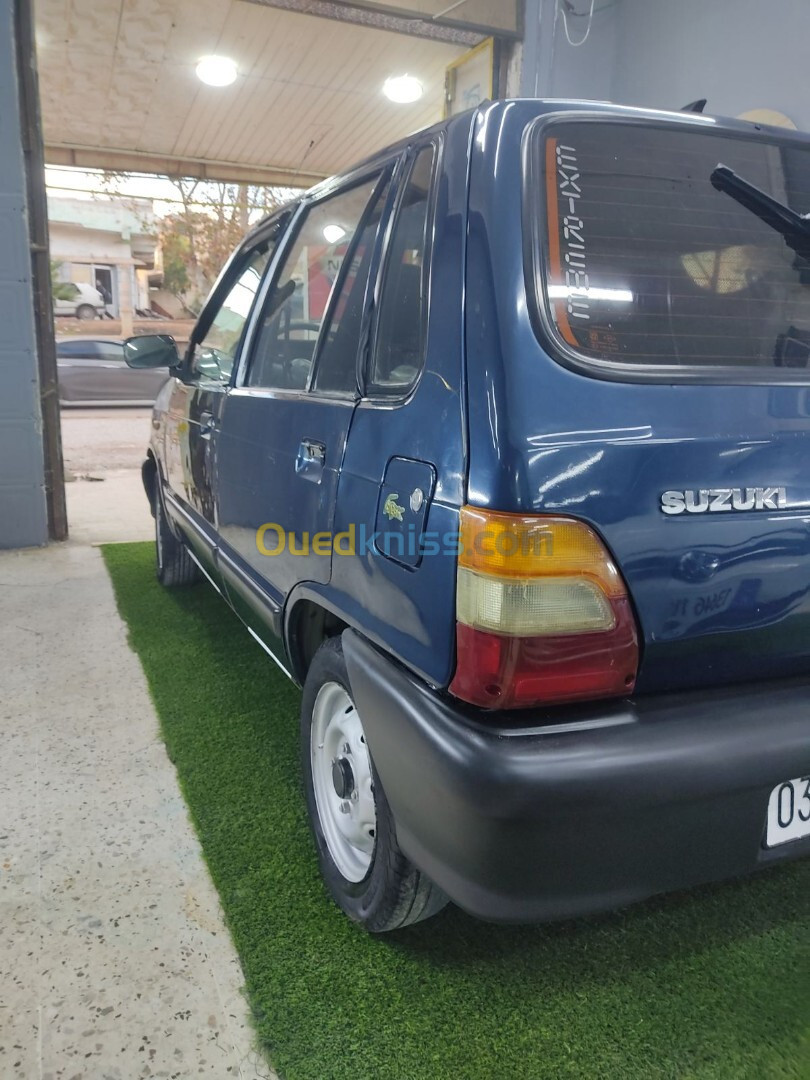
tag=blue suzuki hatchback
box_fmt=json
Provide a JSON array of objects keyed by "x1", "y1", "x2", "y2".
[{"x1": 129, "y1": 100, "x2": 810, "y2": 931}]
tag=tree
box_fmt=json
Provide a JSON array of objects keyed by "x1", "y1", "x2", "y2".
[
  {"x1": 93, "y1": 171, "x2": 299, "y2": 312},
  {"x1": 159, "y1": 180, "x2": 296, "y2": 311},
  {"x1": 160, "y1": 231, "x2": 191, "y2": 297},
  {"x1": 50, "y1": 258, "x2": 75, "y2": 301}
]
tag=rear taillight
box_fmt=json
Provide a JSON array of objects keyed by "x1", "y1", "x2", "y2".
[{"x1": 449, "y1": 508, "x2": 639, "y2": 709}]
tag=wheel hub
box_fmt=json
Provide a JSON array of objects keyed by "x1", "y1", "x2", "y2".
[{"x1": 331, "y1": 756, "x2": 355, "y2": 799}]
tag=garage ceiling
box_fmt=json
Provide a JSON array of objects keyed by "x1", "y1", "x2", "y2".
[{"x1": 35, "y1": 0, "x2": 515, "y2": 186}]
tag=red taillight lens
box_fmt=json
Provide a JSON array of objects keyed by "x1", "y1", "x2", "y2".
[{"x1": 449, "y1": 509, "x2": 639, "y2": 709}]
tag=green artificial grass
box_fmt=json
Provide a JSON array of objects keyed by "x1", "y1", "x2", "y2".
[{"x1": 103, "y1": 541, "x2": 810, "y2": 1080}]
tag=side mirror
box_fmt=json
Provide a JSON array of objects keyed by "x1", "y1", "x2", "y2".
[{"x1": 123, "y1": 334, "x2": 180, "y2": 370}]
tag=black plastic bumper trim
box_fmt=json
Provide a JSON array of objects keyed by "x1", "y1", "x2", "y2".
[{"x1": 342, "y1": 629, "x2": 810, "y2": 923}]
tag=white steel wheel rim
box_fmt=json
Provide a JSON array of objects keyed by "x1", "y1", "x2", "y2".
[{"x1": 310, "y1": 681, "x2": 377, "y2": 882}]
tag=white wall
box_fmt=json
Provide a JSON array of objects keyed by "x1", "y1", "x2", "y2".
[
  {"x1": 521, "y1": 0, "x2": 810, "y2": 133},
  {"x1": 611, "y1": 0, "x2": 810, "y2": 129},
  {"x1": 49, "y1": 223, "x2": 134, "y2": 264},
  {"x1": 548, "y1": 1, "x2": 621, "y2": 103}
]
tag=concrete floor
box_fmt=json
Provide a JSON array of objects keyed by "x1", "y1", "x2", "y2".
[
  {"x1": 66, "y1": 469, "x2": 154, "y2": 546},
  {"x1": 1, "y1": 410, "x2": 274, "y2": 1079},
  {"x1": 62, "y1": 407, "x2": 154, "y2": 546},
  {"x1": 61, "y1": 407, "x2": 153, "y2": 475}
]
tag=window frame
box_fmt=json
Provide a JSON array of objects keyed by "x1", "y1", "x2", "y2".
[
  {"x1": 236, "y1": 157, "x2": 404, "y2": 399},
  {"x1": 523, "y1": 110, "x2": 810, "y2": 387},
  {"x1": 361, "y1": 136, "x2": 443, "y2": 402}
]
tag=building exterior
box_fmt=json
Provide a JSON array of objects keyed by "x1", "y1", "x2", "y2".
[{"x1": 47, "y1": 195, "x2": 160, "y2": 335}]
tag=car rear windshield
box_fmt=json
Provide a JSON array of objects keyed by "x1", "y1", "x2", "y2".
[{"x1": 530, "y1": 119, "x2": 810, "y2": 378}]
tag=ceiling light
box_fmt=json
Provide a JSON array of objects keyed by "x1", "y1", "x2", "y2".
[
  {"x1": 383, "y1": 75, "x2": 423, "y2": 104},
  {"x1": 323, "y1": 224, "x2": 346, "y2": 244},
  {"x1": 196, "y1": 55, "x2": 238, "y2": 88}
]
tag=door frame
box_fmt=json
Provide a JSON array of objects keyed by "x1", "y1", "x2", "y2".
[{"x1": 161, "y1": 215, "x2": 291, "y2": 556}]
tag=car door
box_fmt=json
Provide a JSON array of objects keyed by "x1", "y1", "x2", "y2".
[
  {"x1": 91, "y1": 340, "x2": 168, "y2": 402},
  {"x1": 329, "y1": 141, "x2": 465, "y2": 686},
  {"x1": 57, "y1": 339, "x2": 164, "y2": 403},
  {"x1": 215, "y1": 164, "x2": 398, "y2": 657},
  {"x1": 161, "y1": 235, "x2": 276, "y2": 574},
  {"x1": 56, "y1": 339, "x2": 103, "y2": 402}
]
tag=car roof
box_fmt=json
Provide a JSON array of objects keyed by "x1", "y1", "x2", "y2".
[
  {"x1": 235, "y1": 96, "x2": 810, "y2": 276},
  {"x1": 56, "y1": 337, "x2": 124, "y2": 344}
]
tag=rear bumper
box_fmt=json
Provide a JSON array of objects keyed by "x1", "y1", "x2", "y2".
[{"x1": 343, "y1": 630, "x2": 810, "y2": 923}]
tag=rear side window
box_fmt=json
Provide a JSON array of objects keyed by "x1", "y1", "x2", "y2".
[
  {"x1": 531, "y1": 120, "x2": 810, "y2": 378},
  {"x1": 313, "y1": 173, "x2": 392, "y2": 394},
  {"x1": 369, "y1": 144, "x2": 436, "y2": 394}
]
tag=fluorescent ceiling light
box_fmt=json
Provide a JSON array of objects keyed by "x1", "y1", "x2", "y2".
[
  {"x1": 383, "y1": 75, "x2": 423, "y2": 104},
  {"x1": 323, "y1": 224, "x2": 346, "y2": 244},
  {"x1": 196, "y1": 55, "x2": 238, "y2": 87}
]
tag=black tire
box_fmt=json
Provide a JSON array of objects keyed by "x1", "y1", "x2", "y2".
[
  {"x1": 301, "y1": 635, "x2": 448, "y2": 932},
  {"x1": 76, "y1": 304, "x2": 97, "y2": 320},
  {"x1": 154, "y1": 485, "x2": 200, "y2": 587}
]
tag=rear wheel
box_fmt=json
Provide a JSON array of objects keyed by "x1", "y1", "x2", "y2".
[
  {"x1": 301, "y1": 635, "x2": 448, "y2": 932},
  {"x1": 154, "y1": 486, "x2": 200, "y2": 587},
  {"x1": 76, "y1": 304, "x2": 97, "y2": 320}
]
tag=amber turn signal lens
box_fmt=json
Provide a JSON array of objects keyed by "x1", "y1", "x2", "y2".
[{"x1": 458, "y1": 507, "x2": 626, "y2": 596}]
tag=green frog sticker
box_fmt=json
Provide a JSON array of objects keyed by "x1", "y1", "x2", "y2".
[{"x1": 383, "y1": 493, "x2": 405, "y2": 522}]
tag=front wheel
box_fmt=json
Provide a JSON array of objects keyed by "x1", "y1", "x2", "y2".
[
  {"x1": 154, "y1": 486, "x2": 200, "y2": 587},
  {"x1": 76, "y1": 304, "x2": 97, "y2": 320},
  {"x1": 301, "y1": 635, "x2": 448, "y2": 932}
]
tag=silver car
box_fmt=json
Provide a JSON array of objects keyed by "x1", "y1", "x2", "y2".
[
  {"x1": 57, "y1": 338, "x2": 169, "y2": 406},
  {"x1": 53, "y1": 282, "x2": 106, "y2": 320}
]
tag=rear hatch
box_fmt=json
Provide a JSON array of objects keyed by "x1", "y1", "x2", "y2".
[{"x1": 467, "y1": 104, "x2": 810, "y2": 696}]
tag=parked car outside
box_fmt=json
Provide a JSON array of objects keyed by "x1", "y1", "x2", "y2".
[
  {"x1": 57, "y1": 338, "x2": 168, "y2": 405},
  {"x1": 128, "y1": 99, "x2": 810, "y2": 933},
  {"x1": 53, "y1": 281, "x2": 106, "y2": 319}
]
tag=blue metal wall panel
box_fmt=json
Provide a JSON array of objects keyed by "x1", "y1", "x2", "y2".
[{"x1": 0, "y1": 0, "x2": 47, "y2": 548}]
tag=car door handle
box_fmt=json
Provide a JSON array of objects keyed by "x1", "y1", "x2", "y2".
[
  {"x1": 296, "y1": 439, "x2": 326, "y2": 481},
  {"x1": 199, "y1": 411, "x2": 216, "y2": 439}
]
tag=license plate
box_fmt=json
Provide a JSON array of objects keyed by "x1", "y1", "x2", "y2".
[{"x1": 765, "y1": 776, "x2": 810, "y2": 847}]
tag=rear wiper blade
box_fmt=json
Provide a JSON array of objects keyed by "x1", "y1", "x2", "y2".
[{"x1": 710, "y1": 163, "x2": 810, "y2": 262}]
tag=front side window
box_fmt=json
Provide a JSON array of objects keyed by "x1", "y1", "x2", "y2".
[
  {"x1": 532, "y1": 120, "x2": 810, "y2": 377},
  {"x1": 247, "y1": 174, "x2": 382, "y2": 391},
  {"x1": 369, "y1": 145, "x2": 436, "y2": 394},
  {"x1": 192, "y1": 247, "x2": 271, "y2": 384}
]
